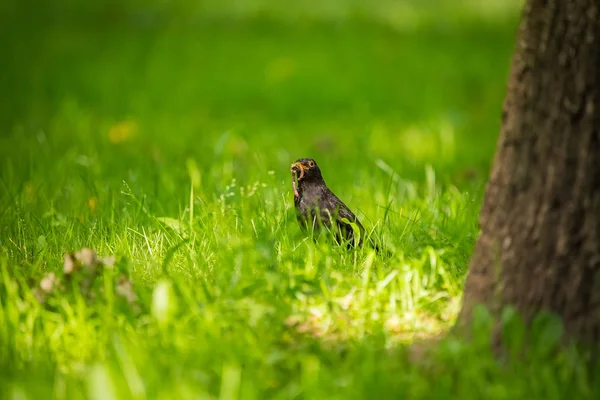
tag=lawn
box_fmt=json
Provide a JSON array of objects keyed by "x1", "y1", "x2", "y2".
[{"x1": 2, "y1": 1, "x2": 597, "y2": 399}]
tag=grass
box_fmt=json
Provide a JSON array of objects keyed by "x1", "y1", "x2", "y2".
[{"x1": 1, "y1": 1, "x2": 599, "y2": 398}]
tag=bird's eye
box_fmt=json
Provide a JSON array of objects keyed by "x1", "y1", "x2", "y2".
[{"x1": 308, "y1": 160, "x2": 315, "y2": 167}]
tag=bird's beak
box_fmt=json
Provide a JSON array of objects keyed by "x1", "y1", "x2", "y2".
[
  {"x1": 291, "y1": 161, "x2": 307, "y2": 181},
  {"x1": 290, "y1": 162, "x2": 308, "y2": 173}
]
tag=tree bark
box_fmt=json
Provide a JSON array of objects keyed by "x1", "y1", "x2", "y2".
[{"x1": 457, "y1": 0, "x2": 600, "y2": 345}]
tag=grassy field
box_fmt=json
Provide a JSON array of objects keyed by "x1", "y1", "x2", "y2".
[{"x1": 1, "y1": 1, "x2": 598, "y2": 398}]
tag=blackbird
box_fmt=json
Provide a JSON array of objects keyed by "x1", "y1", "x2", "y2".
[{"x1": 291, "y1": 158, "x2": 367, "y2": 248}]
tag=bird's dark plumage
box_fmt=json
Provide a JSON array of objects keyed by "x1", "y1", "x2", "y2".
[{"x1": 291, "y1": 158, "x2": 366, "y2": 247}]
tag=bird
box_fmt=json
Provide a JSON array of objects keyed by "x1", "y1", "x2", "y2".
[{"x1": 290, "y1": 157, "x2": 368, "y2": 248}]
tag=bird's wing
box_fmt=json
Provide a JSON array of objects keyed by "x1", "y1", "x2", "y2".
[{"x1": 319, "y1": 189, "x2": 365, "y2": 231}]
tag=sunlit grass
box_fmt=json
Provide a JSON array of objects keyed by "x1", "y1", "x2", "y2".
[{"x1": 0, "y1": 109, "x2": 481, "y2": 396}]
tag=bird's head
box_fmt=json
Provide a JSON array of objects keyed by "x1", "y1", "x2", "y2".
[
  {"x1": 290, "y1": 158, "x2": 324, "y2": 198},
  {"x1": 290, "y1": 158, "x2": 323, "y2": 182}
]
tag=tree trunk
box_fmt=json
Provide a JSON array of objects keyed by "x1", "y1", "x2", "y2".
[{"x1": 457, "y1": 0, "x2": 600, "y2": 345}]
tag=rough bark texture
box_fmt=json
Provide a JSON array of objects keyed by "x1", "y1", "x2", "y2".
[{"x1": 458, "y1": 0, "x2": 600, "y2": 345}]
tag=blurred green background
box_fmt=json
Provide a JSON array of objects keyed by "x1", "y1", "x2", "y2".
[{"x1": 1, "y1": 0, "x2": 519, "y2": 189}]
